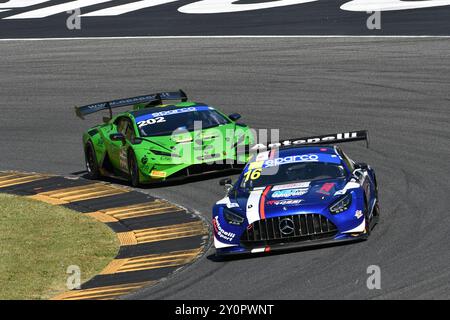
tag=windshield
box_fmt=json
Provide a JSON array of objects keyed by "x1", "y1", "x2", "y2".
[
  {"x1": 241, "y1": 162, "x2": 347, "y2": 189},
  {"x1": 135, "y1": 106, "x2": 230, "y2": 137}
]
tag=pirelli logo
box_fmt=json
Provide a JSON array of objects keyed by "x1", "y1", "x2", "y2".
[{"x1": 251, "y1": 130, "x2": 368, "y2": 151}]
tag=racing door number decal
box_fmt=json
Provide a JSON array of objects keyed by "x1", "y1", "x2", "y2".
[{"x1": 137, "y1": 117, "x2": 166, "y2": 128}]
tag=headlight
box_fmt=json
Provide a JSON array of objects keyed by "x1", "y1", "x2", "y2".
[
  {"x1": 150, "y1": 149, "x2": 173, "y2": 157},
  {"x1": 329, "y1": 193, "x2": 352, "y2": 214},
  {"x1": 223, "y1": 208, "x2": 245, "y2": 226}
]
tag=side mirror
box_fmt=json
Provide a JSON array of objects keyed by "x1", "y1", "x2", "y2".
[
  {"x1": 351, "y1": 169, "x2": 364, "y2": 181},
  {"x1": 219, "y1": 178, "x2": 234, "y2": 194},
  {"x1": 219, "y1": 178, "x2": 232, "y2": 186},
  {"x1": 228, "y1": 113, "x2": 241, "y2": 121},
  {"x1": 110, "y1": 133, "x2": 126, "y2": 143},
  {"x1": 354, "y1": 162, "x2": 369, "y2": 170}
]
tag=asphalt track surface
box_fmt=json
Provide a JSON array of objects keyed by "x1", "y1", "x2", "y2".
[
  {"x1": 0, "y1": 0, "x2": 450, "y2": 38},
  {"x1": 1, "y1": 38, "x2": 449, "y2": 299}
]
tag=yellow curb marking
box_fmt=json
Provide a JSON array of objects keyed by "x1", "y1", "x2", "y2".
[
  {"x1": 0, "y1": 171, "x2": 208, "y2": 300},
  {"x1": 51, "y1": 282, "x2": 152, "y2": 300},
  {"x1": 117, "y1": 221, "x2": 207, "y2": 245},
  {"x1": 100, "y1": 248, "x2": 203, "y2": 275},
  {"x1": 87, "y1": 199, "x2": 183, "y2": 221},
  {"x1": 28, "y1": 183, "x2": 128, "y2": 204},
  {"x1": 86, "y1": 211, "x2": 119, "y2": 223},
  {"x1": 100, "y1": 247, "x2": 203, "y2": 274},
  {"x1": 117, "y1": 231, "x2": 138, "y2": 246},
  {"x1": 0, "y1": 173, "x2": 48, "y2": 188}
]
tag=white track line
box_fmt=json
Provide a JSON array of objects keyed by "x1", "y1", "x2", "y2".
[{"x1": 0, "y1": 35, "x2": 449, "y2": 41}]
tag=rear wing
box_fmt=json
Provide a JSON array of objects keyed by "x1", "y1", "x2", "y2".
[
  {"x1": 75, "y1": 90, "x2": 188, "y2": 119},
  {"x1": 250, "y1": 130, "x2": 369, "y2": 152}
]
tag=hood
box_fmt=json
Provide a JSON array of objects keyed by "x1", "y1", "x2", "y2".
[{"x1": 140, "y1": 123, "x2": 239, "y2": 164}]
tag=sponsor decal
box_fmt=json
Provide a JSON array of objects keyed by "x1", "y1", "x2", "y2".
[
  {"x1": 173, "y1": 136, "x2": 193, "y2": 143},
  {"x1": 317, "y1": 182, "x2": 335, "y2": 195},
  {"x1": 150, "y1": 170, "x2": 167, "y2": 178},
  {"x1": 119, "y1": 149, "x2": 128, "y2": 171},
  {"x1": 135, "y1": 106, "x2": 210, "y2": 126},
  {"x1": 247, "y1": 160, "x2": 264, "y2": 170},
  {"x1": 266, "y1": 199, "x2": 303, "y2": 206},
  {"x1": 151, "y1": 107, "x2": 198, "y2": 118},
  {"x1": 213, "y1": 217, "x2": 236, "y2": 242},
  {"x1": 355, "y1": 210, "x2": 363, "y2": 219},
  {"x1": 251, "y1": 131, "x2": 363, "y2": 151},
  {"x1": 272, "y1": 182, "x2": 310, "y2": 191},
  {"x1": 263, "y1": 154, "x2": 319, "y2": 168},
  {"x1": 272, "y1": 188, "x2": 308, "y2": 198}
]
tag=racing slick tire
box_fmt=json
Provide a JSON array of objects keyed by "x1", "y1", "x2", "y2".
[
  {"x1": 372, "y1": 202, "x2": 381, "y2": 226},
  {"x1": 364, "y1": 198, "x2": 371, "y2": 236},
  {"x1": 85, "y1": 141, "x2": 100, "y2": 179},
  {"x1": 128, "y1": 150, "x2": 140, "y2": 187}
]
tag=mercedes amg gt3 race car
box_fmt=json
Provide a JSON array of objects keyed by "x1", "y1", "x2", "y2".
[
  {"x1": 75, "y1": 90, "x2": 253, "y2": 186},
  {"x1": 212, "y1": 131, "x2": 380, "y2": 256}
]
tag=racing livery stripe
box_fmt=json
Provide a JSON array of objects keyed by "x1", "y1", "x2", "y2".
[
  {"x1": 246, "y1": 188, "x2": 264, "y2": 225},
  {"x1": 259, "y1": 186, "x2": 272, "y2": 220}
]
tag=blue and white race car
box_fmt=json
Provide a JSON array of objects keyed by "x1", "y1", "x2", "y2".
[{"x1": 212, "y1": 131, "x2": 379, "y2": 256}]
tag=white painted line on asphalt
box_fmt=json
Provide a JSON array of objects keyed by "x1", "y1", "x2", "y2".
[
  {"x1": 3, "y1": 0, "x2": 113, "y2": 19},
  {"x1": 0, "y1": 35, "x2": 449, "y2": 41},
  {"x1": 0, "y1": 0, "x2": 52, "y2": 9},
  {"x1": 81, "y1": 0, "x2": 179, "y2": 17},
  {"x1": 178, "y1": 0, "x2": 317, "y2": 14},
  {"x1": 341, "y1": 0, "x2": 450, "y2": 12}
]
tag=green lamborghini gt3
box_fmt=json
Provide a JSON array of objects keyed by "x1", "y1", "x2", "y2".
[{"x1": 75, "y1": 90, "x2": 254, "y2": 186}]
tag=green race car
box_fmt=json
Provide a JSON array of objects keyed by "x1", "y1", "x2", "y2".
[{"x1": 75, "y1": 90, "x2": 254, "y2": 186}]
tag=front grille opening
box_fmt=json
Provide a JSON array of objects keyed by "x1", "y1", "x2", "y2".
[{"x1": 241, "y1": 214, "x2": 338, "y2": 247}]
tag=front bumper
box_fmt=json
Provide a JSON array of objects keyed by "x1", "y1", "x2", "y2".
[
  {"x1": 215, "y1": 232, "x2": 368, "y2": 257},
  {"x1": 140, "y1": 161, "x2": 245, "y2": 184}
]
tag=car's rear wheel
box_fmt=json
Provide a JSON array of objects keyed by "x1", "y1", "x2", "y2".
[
  {"x1": 85, "y1": 141, "x2": 100, "y2": 179},
  {"x1": 128, "y1": 151, "x2": 140, "y2": 187}
]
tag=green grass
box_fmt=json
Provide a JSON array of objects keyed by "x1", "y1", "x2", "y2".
[{"x1": 0, "y1": 193, "x2": 119, "y2": 300}]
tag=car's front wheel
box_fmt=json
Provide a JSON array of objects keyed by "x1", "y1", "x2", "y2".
[
  {"x1": 128, "y1": 151, "x2": 140, "y2": 187},
  {"x1": 85, "y1": 141, "x2": 100, "y2": 179},
  {"x1": 363, "y1": 199, "x2": 371, "y2": 236}
]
